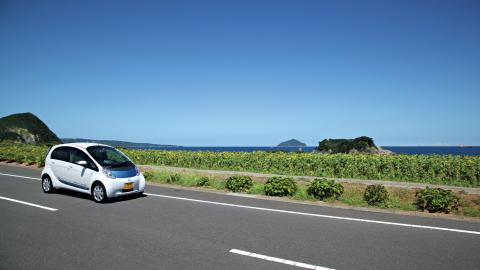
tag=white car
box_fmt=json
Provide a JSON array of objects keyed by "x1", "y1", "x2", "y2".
[{"x1": 41, "y1": 143, "x2": 146, "y2": 203}]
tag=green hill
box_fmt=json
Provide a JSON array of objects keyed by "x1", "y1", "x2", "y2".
[
  {"x1": 314, "y1": 136, "x2": 378, "y2": 154},
  {"x1": 277, "y1": 139, "x2": 307, "y2": 147},
  {"x1": 60, "y1": 138, "x2": 180, "y2": 147},
  {"x1": 0, "y1": 112, "x2": 62, "y2": 145}
]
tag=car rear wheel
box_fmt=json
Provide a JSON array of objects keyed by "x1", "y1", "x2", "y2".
[
  {"x1": 42, "y1": 176, "x2": 54, "y2": 193},
  {"x1": 92, "y1": 183, "x2": 107, "y2": 203}
]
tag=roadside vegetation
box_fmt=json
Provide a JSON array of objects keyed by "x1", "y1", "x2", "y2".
[
  {"x1": 141, "y1": 168, "x2": 480, "y2": 218},
  {"x1": 1, "y1": 141, "x2": 479, "y2": 218}
]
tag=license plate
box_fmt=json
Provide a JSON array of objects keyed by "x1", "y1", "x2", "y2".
[{"x1": 124, "y1": 182, "x2": 134, "y2": 190}]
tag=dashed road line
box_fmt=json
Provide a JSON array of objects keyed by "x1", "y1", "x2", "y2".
[
  {"x1": 0, "y1": 196, "x2": 58, "y2": 211},
  {"x1": 230, "y1": 249, "x2": 333, "y2": 269},
  {"x1": 145, "y1": 193, "x2": 480, "y2": 235}
]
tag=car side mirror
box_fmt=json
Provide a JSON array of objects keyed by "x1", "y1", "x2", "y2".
[{"x1": 77, "y1": 161, "x2": 88, "y2": 166}]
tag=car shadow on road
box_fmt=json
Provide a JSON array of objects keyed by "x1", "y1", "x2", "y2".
[{"x1": 51, "y1": 188, "x2": 146, "y2": 204}]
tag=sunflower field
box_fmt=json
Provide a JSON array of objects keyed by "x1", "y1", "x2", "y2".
[
  {"x1": 118, "y1": 148, "x2": 479, "y2": 188},
  {"x1": 0, "y1": 142, "x2": 50, "y2": 167}
]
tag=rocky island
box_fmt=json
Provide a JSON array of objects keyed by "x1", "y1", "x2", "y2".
[{"x1": 313, "y1": 136, "x2": 394, "y2": 155}]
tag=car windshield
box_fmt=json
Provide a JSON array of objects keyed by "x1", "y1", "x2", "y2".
[{"x1": 87, "y1": 146, "x2": 132, "y2": 167}]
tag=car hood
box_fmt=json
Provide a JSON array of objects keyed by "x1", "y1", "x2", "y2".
[{"x1": 109, "y1": 166, "x2": 137, "y2": 178}]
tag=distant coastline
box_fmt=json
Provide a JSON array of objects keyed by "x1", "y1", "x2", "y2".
[{"x1": 60, "y1": 138, "x2": 181, "y2": 148}]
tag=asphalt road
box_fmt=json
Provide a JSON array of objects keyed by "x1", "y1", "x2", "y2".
[{"x1": 1, "y1": 164, "x2": 479, "y2": 270}]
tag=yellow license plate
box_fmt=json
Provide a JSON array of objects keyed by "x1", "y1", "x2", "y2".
[{"x1": 124, "y1": 182, "x2": 134, "y2": 189}]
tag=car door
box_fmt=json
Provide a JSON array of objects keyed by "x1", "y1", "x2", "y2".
[
  {"x1": 66, "y1": 148, "x2": 98, "y2": 192},
  {"x1": 49, "y1": 146, "x2": 71, "y2": 186}
]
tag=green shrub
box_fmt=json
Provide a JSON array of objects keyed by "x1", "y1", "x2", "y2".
[
  {"x1": 195, "y1": 176, "x2": 210, "y2": 187},
  {"x1": 226, "y1": 175, "x2": 253, "y2": 192},
  {"x1": 364, "y1": 184, "x2": 389, "y2": 205},
  {"x1": 307, "y1": 178, "x2": 344, "y2": 200},
  {"x1": 4, "y1": 152, "x2": 14, "y2": 162},
  {"x1": 25, "y1": 154, "x2": 36, "y2": 165},
  {"x1": 167, "y1": 173, "x2": 181, "y2": 184},
  {"x1": 35, "y1": 155, "x2": 45, "y2": 167},
  {"x1": 264, "y1": 176, "x2": 297, "y2": 197},
  {"x1": 143, "y1": 171, "x2": 154, "y2": 181},
  {"x1": 14, "y1": 153, "x2": 24, "y2": 164},
  {"x1": 415, "y1": 187, "x2": 460, "y2": 214}
]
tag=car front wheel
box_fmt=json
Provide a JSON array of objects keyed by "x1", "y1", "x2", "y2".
[
  {"x1": 92, "y1": 183, "x2": 107, "y2": 203},
  {"x1": 42, "y1": 176, "x2": 54, "y2": 193}
]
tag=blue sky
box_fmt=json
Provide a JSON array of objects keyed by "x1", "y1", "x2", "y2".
[{"x1": 1, "y1": 0, "x2": 479, "y2": 146}]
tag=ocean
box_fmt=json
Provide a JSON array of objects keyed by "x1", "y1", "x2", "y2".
[{"x1": 128, "y1": 146, "x2": 480, "y2": 156}]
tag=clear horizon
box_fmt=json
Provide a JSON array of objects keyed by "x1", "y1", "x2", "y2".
[{"x1": 1, "y1": 1, "x2": 479, "y2": 146}]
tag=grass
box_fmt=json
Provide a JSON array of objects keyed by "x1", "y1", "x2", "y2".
[
  {"x1": 142, "y1": 168, "x2": 480, "y2": 218},
  {"x1": 288, "y1": 186, "x2": 316, "y2": 202},
  {"x1": 247, "y1": 181, "x2": 266, "y2": 195},
  {"x1": 326, "y1": 188, "x2": 368, "y2": 207},
  {"x1": 146, "y1": 169, "x2": 228, "y2": 190},
  {"x1": 463, "y1": 207, "x2": 480, "y2": 217}
]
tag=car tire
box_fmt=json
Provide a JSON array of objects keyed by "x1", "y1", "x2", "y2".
[
  {"x1": 92, "y1": 183, "x2": 107, "y2": 203},
  {"x1": 42, "y1": 176, "x2": 54, "y2": 193}
]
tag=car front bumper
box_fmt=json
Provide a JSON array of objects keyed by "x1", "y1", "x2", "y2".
[{"x1": 105, "y1": 174, "x2": 146, "y2": 198}]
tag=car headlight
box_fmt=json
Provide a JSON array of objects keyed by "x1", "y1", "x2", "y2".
[
  {"x1": 102, "y1": 168, "x2": 116, "y2": 179},
  {"x1": 135, "y1": 165, "x2": 140, "y2": 176}
]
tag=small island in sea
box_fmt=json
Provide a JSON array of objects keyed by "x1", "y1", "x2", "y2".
[{"x1": 277, "y1": 139, "x2": 307, "y2": 147}]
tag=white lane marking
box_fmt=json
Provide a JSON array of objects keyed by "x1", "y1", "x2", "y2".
[
  {"x1": 227, "y1": 193, "x2": 259, "y2": 198},
  {"x1": 230, "y1": 249, "x2": 333, "y2": 269},
  {"x1": 0, "y1": 173, "x2": 40, "y2": 180},
  {"x1": 0, "y1": 196, "x2": 58, "y2": 211},
  {"x1": 145, "y1": 193, "x2": 480, "y2": 235}
]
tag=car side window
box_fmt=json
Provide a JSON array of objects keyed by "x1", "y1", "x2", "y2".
[
  {"x1": 51, "y1": 147, "x2": 70, "y2": 162},
  {"x1": 70, "y1": 149, "x2": 98, "y2": 171}
]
